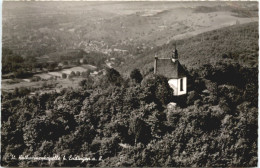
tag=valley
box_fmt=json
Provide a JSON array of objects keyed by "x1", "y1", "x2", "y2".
[
  {"x1": 2, "y1": 1, "x2": 258, "y2": 93},
  {"x1": 3, "y1": 1, "x2": 258, "y2": 56}
]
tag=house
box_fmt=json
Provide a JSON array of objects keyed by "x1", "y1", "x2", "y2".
[
  {"x1": 58, "y1": 63, "x2": 64, "y2": 68},
  {"x1": 34, "y1": 73, "x2": 53, "y2": 80},
  {"x1": 154, "y1": 46, "x2": 187, "y2": 96},
  {"x1": 48, "y1": 72, "x2": 63, "y2": 78},
  {"x1": 80, "y1": 58, "x2": 88, "y2": 64},
  {"x1": 23, "y1": 79, "x2": 32, "y2": 82}
]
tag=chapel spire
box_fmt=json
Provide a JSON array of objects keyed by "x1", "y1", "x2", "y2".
[{"x1": 172, "y1": 43, "x2": 178, "y2": 60}]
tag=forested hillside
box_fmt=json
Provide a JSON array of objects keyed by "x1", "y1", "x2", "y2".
[
  {"x1": 1, "y1": 60, "x2": 258, "y2": 167},
  {"x1": 119, "y1": 22, "x2": 258, "y2": 75}
]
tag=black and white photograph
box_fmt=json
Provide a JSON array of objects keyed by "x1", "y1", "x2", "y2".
[{"x1": 1, "y1": 1, "x2": 258, "y2": 167}]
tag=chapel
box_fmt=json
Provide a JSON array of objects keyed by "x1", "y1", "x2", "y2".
[{"x1": 154, "y1": 46, "x2": 187, "y2": 96}]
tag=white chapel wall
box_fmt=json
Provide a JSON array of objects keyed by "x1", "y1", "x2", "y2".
[
  {"x1": 168, "y1": 77, "x2": 187, "y2": 96},
  {"x1": 168, "y1": 79, "x2": 178, "y2": 95}
]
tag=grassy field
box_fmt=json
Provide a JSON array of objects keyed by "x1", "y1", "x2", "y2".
[
  {"x1": 2, "y1": 77, "x2": 86, "y2": 93},
  {"x1": 1, "y1": 65, "x2": 97, "y2": 92}
]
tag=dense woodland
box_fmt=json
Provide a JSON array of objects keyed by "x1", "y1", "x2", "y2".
[{"x1": 1, "y1": 57, "x2": 258, "y2": 166}]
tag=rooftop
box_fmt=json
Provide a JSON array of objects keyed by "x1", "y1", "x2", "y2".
[{"x1": 154, "y1": 58, "x2": 186, "y2": 79}]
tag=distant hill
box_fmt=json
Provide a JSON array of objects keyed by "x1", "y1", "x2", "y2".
[
  {"x1": 2, "y1": 1, "x2": 258, "y2": 58},
  {"x1": 193, "y1": 4, "x2": 258, "y2": 18},
  {"x1": 119, "y1": 22, "x2": 258, "y2": 75}
]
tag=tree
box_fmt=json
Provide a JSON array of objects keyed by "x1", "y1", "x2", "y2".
[
  {"x1": 70, "y1": 71, "x2": 76, "y2": 76},
  {"x1": 79, "y1": 80, "x2": 87, "y2": 88},
  {"x1": 82, "y1": 70, "x2": 90, "y2": 78},
  {"x1": 14, "y1": 69, "x2": 26, "y2": 78},
  {"x1": 69, "y1": 71, "x2": 76, "y2": 79},
  {"x1": 130, "y1": 69, "x2": 143, "y2": 83},
  {"x1": 154, "y1": 75, "x2": 173, "y2": 105},
  {"x1": 63, "y1": 61, "x2": 68, "y2": 66},
  {"x1": 76, "y1": 71, "x2": 81, "y2": 76},
  {"x1": 187, "y1": 90, "x2": 200, "y2": 105},
  {"x1": 82, "y1": 58, "x2": 87, "y2": 64},
  {"x1": 48, "y1": 62, "x2": 58, "y2": 71},
  {"x1": 106, "y1": 68, "x2": 122, "y2": 86},
  {"x1": 129, "y1": 116, "x2": 152, "y2": 145},
  {"x1": 62, "y1": 73, "x2": 67, "y2": 79}
]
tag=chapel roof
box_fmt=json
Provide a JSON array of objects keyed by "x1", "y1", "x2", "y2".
[{"x1": 154, "y1": 58, "x2": 187, "y2": 79}]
